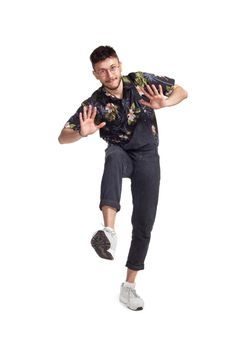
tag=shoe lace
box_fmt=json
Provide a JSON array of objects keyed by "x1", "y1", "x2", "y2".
[
  {"x1": 103, "y1": 226, "x2": 116, "y2": 236},
  {"x1": 128, "y1": 287, "x2": 140, "y2": 299}
]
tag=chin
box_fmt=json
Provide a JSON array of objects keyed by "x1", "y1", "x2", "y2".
[
  {"x1": 105, "y1": 78, "x2": 121, "y2": 90},
  {"x1": 107, "y1": 83, "x2": 118, "y2": 90}
]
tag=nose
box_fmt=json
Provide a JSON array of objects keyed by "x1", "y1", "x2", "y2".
[{"x1": 106, "y1": 69, "x2": 114, "y2": 79}]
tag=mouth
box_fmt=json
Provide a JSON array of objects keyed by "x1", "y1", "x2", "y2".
[
  {"x1": 106, "y1": 78, "x2": 117, "y2": 83},
  {"x1": 104, "y1": 77, "x2": 122, "y2": 92}
]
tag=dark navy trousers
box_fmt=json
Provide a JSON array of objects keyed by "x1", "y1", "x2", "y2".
[{"x1": 99, "y1": 141, "x2": 160, "y2": 271}]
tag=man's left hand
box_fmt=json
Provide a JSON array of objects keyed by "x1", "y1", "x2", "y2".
[{"x1": 138, "y1": 84, "x2": 167, "y2": 109}]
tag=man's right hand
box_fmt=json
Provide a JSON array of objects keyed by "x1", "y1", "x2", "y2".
[{"x1": 79, "y1": 105, "x2": 106, "y2": 137}]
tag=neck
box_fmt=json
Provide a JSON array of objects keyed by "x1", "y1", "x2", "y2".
[{"x1": 105, "y1": 79, "x2": 123, "y2": 99}]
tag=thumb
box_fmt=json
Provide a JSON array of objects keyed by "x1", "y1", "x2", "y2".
[
  {"x1": 139, "y1": 99, "x2": 150, "y2": 107},
  {"x1": 97, "y1": 122, "x2": 106, "y2": 129}
]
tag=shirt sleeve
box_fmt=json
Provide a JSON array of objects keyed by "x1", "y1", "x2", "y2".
[
  {"x1": 64, "y1": 105, "x2": 82, "y2": 132},
  {"x1": 143, "y1": 72, "x2": 175, "y2": 96}
]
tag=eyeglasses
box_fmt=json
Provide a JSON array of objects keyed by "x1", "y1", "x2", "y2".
[{"x1": 95, "y1": 64, "x2": 120, "y2": 77}]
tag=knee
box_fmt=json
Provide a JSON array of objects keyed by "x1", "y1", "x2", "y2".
[
  {"x1": 105, "y1": 149, "x2": 124, "y2": 166},
  {"x1": 132, "y1": 215, "x2": 155, "y2": 238},
  {"x1": 132, "y1": 227, "x2": 152, "y2": 244}
]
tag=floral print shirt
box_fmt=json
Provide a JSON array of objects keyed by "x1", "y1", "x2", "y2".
[{"x1": 64, "y1": 72, "x2": 175, "y2": 145}]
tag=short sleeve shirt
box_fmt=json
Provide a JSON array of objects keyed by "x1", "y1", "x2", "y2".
[{"x1": 64, "y1": 72, "x2": 175, "y2": 146}]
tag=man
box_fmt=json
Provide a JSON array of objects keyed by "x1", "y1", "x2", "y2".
[{"x1": 58, "y1": 45, "x2": 187, "y2": 311}]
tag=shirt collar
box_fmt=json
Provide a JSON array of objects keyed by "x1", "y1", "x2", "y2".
[{"x1": 101, "y1": 75, "x2": 141, "y2": 100}]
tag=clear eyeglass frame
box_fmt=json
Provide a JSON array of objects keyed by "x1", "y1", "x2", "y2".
[{"x1": 95, "y1": 64, "x2": 120, "y2": 77}]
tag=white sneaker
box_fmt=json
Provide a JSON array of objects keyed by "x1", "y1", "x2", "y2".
[
  {"x1": 91, "y1": 227, "x2": 117, "y2": 260},
  {"x1": 119, "y1": 282, "x2": 144, "y2": 311}
]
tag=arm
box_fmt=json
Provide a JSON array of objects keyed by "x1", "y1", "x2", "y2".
[
  {"x1": 58, "y1": 105, "x2": 105, "y2": 144},
  {"x1": 58, "y1": 128, "x2": 83, "y2": 144},
  {"x1": 164, "y1": 84, "x2": 188, "y2": 107}
]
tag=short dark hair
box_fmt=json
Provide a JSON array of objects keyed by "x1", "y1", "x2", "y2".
[{"x1": 90, "y1": 46, "x2": 119, "y2": 67}]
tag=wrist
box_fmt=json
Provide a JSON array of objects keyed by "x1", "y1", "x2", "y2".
[
  {"x1": 163, "y1": 98, "x2": 171, "y2": 107},
  {"x1": 79, "y1": 129, "x2": 87, "y2": 137}
]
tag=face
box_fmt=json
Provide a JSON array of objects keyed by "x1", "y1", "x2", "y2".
[{"x1": 93, "y1": 57, "x2": 122, "y2": 90}]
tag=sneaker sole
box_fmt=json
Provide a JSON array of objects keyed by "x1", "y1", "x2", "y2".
[
  {"x1": 131, "y1": 307, "x2": 143, "y2": 311},
  {"x1": 119, "y1": 298, "x2": 143, "y2": 311},
  {"x1": 91, "y1": 230, "x2": 114, "y2": 260}
]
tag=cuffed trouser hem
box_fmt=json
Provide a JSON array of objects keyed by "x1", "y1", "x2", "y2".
[
  {"x1": 126, "y1": 262, "x2": 144, "y2": 271},
  {"x1": 99, "y1": 200, "x2": 120, "y2": 212}
]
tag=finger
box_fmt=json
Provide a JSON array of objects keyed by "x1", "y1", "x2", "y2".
[
  {"x1": 136, "y1": 86, "x2": 144, "y2": 95},
  {"x1": 83, "y1": 105, "x2": 87, "y2": 120},
  {"x1": 139, "y1": 86, "x2": 151, "y2": 99},
  {"x1": 139, "y1": 99, "x2": 151, "y2": 107},
  {"x1": 91, "y1": 106, "x2": 97, "y2": 119},
  {"x1": 79, "y1": 112, "x2": 84, "y2": 125},
  {"x1": 87, "y1": 104, "x2": 92, "y2": 118},
  {"x1": 146, "y1": 84, "x2": 156, "y2": 96},
  {"x1": 158, "y1": 84, "x2": 163, "y2": 95},
  {"x1": 97, "y1": 122, "x2": 106, "y2": 129},
  {"x1": 151, "y1": 84, "x2": 159, "y2": 95}
]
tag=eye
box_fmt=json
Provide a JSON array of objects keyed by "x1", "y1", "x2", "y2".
[{"x1": 110, "y1": 65, "x2": 118, "y2": 72}]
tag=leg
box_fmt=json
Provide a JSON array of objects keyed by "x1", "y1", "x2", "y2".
[
  {"x1": 126, "y1": 268, "x2": 138, "y2": 283},
  {"x1": 99, "y1": 144, "x2": 133, "y2": 212},
  {"x1": 102, "y1": 205, "x2": 117, "y2": 230},
  {"x1": 91, "y1": 145, "x2": 133, "y2": 260},
  {"x1": 120, "y1": 147, "x2": 160, "y2": 311},
  {"x1": 126, "y1": 147, "x2": 160, "y2": 271},
  {"x1": 120, "y1": 268, "x2": 143, "y2": 311}
]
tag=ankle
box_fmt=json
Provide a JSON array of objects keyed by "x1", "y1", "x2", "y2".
[
  {"x1": 124, "y1": 281, "x2": 135, "y2": 287},
  {"x1": 104, "y1": 226, "x2": 115, "y2": 233}
]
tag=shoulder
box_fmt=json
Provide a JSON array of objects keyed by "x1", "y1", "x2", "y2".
[
  {"x1": 80, "y1": 87, "x2": 104, "y2": 107},
  {"x1": 126, "y1": 71, "x2": 175, "y2": 87},
  {"x1": 125, "y1": 72, "x2": 147, "y2": 87},
  {"x1": 126, "y1": 72, "x2": 160, "y2": 87}
]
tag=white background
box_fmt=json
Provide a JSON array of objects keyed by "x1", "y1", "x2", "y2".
[{"x1": 1, "y1": 0, "x2": 233, "y2": 349}]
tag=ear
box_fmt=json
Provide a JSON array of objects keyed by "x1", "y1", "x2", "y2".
[
  {"x1": 119, "y1": 61, "x2": 122, "y2": 73},
  {"x1": 93, "y1": 70, "x2": 99, "y2": 81}
]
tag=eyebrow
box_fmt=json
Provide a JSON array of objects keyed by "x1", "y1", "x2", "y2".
[{"x1": 99, "y1": 64, "x2": 118, "y2": 70}]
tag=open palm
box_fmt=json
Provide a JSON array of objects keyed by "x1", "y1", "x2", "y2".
[
  {"x1": 79, "y1": 105, "x2": 105, "y2": 137},
  {"x1": 138, "y1": 84, "x2": 167, "y2": 109}
]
